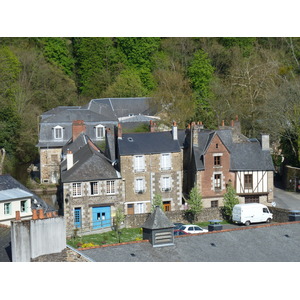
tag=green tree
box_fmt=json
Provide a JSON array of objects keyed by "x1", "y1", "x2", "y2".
[
  {"x1": 152, "y1": 194, "x2": 163, "y2": 212},
  {"x1": 102, "y1": 68, "x2": 148, "y2": 98},
  {"x1": 187, "y1": 49, "x2": 215, "y2": 125},
  {"x1": 186, "y1": 187, "x2": 203, "y2": 223},
  {"x1": 42, "y1": 37, "x2": 75, "y2": 76},
  {"x1": 223, "y1": 184, "x2": 239, "y2": 220},
  {"x1": 113, "y1": 206, "x2": 125, "y2": 243}
]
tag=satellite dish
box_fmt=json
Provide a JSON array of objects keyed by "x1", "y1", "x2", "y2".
[{"x1": 272, "y1": 202, "x2": 276, "y2": 207}]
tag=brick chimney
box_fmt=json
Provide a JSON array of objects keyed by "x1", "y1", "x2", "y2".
[
  {"x1": 172, "y1": 121, "x2": 178, "y2": 140},
  {"x1": 149, "y1": 120, "x2": 155, "y2": 132},
  {"x1": 118, "y1": 123, "x2": 122, "y2": 140},
  {"x1": 67, "y1": 150, "x2": 73, "y2": 170},
  {"x1": 192, "y1": 122, "x2": 199, "y2": 147},
  {"x1": 72, "y1": 120, "x2": 86, "y2": 141}
]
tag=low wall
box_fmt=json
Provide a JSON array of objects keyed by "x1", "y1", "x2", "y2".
[
  {"x1": 269, "y1": 207, "x2": 291, "y2": 223},
  {"x1": 125, "y1": 208, "x2": 223, "y2": 228},
  {"x1": 283, "y1": 165, "x2": 300, "y2": 191}
]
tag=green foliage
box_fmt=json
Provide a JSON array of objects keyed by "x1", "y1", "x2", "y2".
[
  {"x1": 73, "y1": 37, "x2": 126, "y2": 96},
  {"x1": 152, "y1": 193, "x2": 163, "y2": 211},
  {"x1": 103, "y1": 68, "x2": 148, "y2": 97},
  {"x1": 218, "y1": 37, "x2": 256, "y2": 56},
  {"x1": 42, "y1": 37, "x2": 75, "y2": 76},
  {"x1": 113, "y1": 206, "x2": 125, "y2": 243},
  {"x1": 186, "y1": 187, "x2": 203, "y2": 222},
  {"x1": 222, "y1": 184, "x2": 240, "y2": 220}
]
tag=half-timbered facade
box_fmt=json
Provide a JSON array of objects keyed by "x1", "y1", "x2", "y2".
[{"x1": 185, "y1": 119, "x2": 274, "y2": 208}]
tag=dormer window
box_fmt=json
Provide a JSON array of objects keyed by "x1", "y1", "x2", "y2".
[
  {"x1": 53, "y1": 125, "x2": 63, "y2": 140},
  {"x1": 95, "y1": 124, "x2": 105, "y2": 140}
]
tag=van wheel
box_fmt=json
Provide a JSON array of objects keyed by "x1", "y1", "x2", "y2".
[
  {"x1": 266, "y1": 218, "x2": 271, "y2": 223},
  {"x1": 245, "y1": 221, "x2": 250, "y2": 226}
]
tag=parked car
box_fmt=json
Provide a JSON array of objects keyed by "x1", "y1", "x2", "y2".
[
  {"x1": 180, "y1": 225, "x2": 208, "y2": 234},
  {"x1": 173, "y1": 222, "x2": 184, "y2": 230},
  {"x1": 174, "y1": 229, "x2": 190, "y2": 236}
]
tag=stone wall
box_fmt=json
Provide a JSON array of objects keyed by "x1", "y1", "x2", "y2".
[
  {"x1": 32, "y1": 248, "x2": 90, "y2": 262},
  {"x1": 283, "y1": 165, "x2": 300, "y2": 191},
  {"x1": 269, "y1": 207, "x2": 290, "y2": 223},
  {"x1": 125, "y1": 207, "x2": 223, "y2": 228},
  {"x1": 40, "y1": 148, "x2": 62, "y2": 184}
]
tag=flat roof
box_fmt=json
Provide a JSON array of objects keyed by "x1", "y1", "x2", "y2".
[{"x1": 78, "y1": 222, "x2": 300, "y2": 262}]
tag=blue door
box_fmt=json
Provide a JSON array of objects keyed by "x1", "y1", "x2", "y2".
[
  {"x1": 92, "y1": 206, "x2": 111, "y2": 229},
  {"x1": 74, "y1": 207, "x2": 82, "y2": 228}
]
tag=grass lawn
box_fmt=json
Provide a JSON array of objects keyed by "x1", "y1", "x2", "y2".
[{"x1": 67, "y1": 227, "x2": 143, "y2": 248}]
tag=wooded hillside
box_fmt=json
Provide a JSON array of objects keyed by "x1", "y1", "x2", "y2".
[{"x1": 1, "y1": 37, "x2": 300, "y2": 173}]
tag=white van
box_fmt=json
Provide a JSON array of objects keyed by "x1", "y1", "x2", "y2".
[{"x1": 232, "y1": 203, "x2": 273, "y2": 226}]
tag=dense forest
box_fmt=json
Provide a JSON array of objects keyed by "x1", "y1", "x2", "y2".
[{"x1": 1, "y1": 37, "x2": 300, "y2": 176}]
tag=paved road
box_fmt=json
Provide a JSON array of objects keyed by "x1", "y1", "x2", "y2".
[{"x1": 273, "y1": 187, "x2": 300, "y2": 210}]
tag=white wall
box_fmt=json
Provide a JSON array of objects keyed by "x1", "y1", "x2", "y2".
[
  {"x1": 236, "y1": 171, "x2": 268, "y2": 194},
  {"x1": 0, "y1": 198, "x2": 32, "y2": 226}
]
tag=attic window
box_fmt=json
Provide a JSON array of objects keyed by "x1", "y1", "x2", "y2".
[
  {"x1": 53, "y1": 125, "x2": 63, "y2": 140},
  {"x1": 216, "y1": 143, "x2": 219, "y2": 148},
  {"x1": 95, "y1": 124, "x2": 105, "y2": 140},
  {"x1": 128, "y1": 137, "x2": 134, "y2": 142}
]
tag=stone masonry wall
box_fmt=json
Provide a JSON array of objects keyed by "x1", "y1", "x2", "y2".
[
  {"x1": 40, "y1": 148, "x2": 62, "y2": 184},
  {"x1": 125, "y1": 207, "x2": 223, "y2": 228},
  {"x1": 120, "y1": 151, "x2": 183, "y2": 214}
]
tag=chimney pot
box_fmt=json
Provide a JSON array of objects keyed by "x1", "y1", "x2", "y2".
[
  {"x1": 231, "y1": 120, "x2": 234, "y2": 127},
  {"x1": 38, "y1": 209, "x2": 45, "y2": 219},
  {"x1": 172, "y1": 121, "x2": 178, "y2": 140},
  {"x1": 118, "y1": 123, "x2": 123, "y2": 139},
  {"x1": 15, "y1": 211, "x2": 21, "y2": 221},
  {"x1": 222, "y1": 120, "x2": 225, "y2": 127},
  {"x1": 32, "y1": 209, "x2": 38, "y2": 220},
  {"x1": 67, "y1": 150, "x2": 73, "y2": 170}
]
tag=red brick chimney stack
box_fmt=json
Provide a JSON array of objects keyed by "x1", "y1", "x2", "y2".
[
  {"x1": 221, "y1": 120, "x2": 225, "y2": 127},
  {"x1": 118, "y1": 123, "x2": 123, "y2": 139},
  {"x1": 15, "y1": 211, "x2": 21, "y2": 221},
  {"x1": 72, "y1": 120, "x2": 86, "y2": 141},
  {"x1": 149, "y1": 120, "x2": 155, "y2": 132},
  {"x1": 32, "y1": 209, "x2": 38, "y2": 220}
]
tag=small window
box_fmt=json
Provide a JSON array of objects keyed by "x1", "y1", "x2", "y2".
[
  {"x1": 134, "y1": 155, "x2": 145, "y2": 172},
  {"x1": 214, "y1": 174, "x2": 221, "y2": 190},
  {"x1": 244, "y1": 174, "x2": 253, "y2": 189},
  {"x1": 263, "y1": 208, "x2": 269, "y2": 213},
  {"x1": 135, "y1": 203, "x2": 145, "y2": 214},
  {"x1": 211, "y1": 200, "x2": 218, "y2": 208},
  {"x1": 53, "y1": 126, "x2": 63, "y2": 140},
  {"x1": 135, "y1": 178, "x2": 145, "y2": 194},
  {"x1": 161, "y1": 153, "x2": 171, "y2": 170},
  {"x1": 21, "y1": 200, "x2": 28, "y2": 212},
  {"x1": 162, "y1": 176, "x2": 171, "y2": 192},
  {"x1": 95, "y1": 124, "x2": 105, "y2": 139},
  {"x1": 72, "y1": 183, "x2": 82, "y2": 197},
  {"x1": 216, "y1": 143, "x2": 219, "y2": 149},
  {"x1": 4, "y1": 203, "x2": 11, "y2": 215},
  {"x1": 90, "y1": 182, "x2": 99, "y2": 195},
  {"x1": 214, "y1": 156, "x2": 221, "y2": 166},
  {"x1": 106, "y1": 181, "x2": 115, "y2": 194}
]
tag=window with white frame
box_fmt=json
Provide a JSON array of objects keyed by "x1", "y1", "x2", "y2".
[
  {"x1": 20, "y1": 200, "x2": 28, "y2": 212},
  {"x1": 4, "y1": 203, "x2": 11, "y2": 215},
  {"x1": 135, "y1": 178, "x2": 145, "y2": 194},
  {"x1": 134, "y1": 155, "x2": 145, "y2": 172},
  {"x1": 95, "y1": 124, "x2": 105, "y2": 140},
  {"x1": 214, "y1": 174, "x2": 221, "y2": 190},
  {"x1": 106, "y1": 180, "x2": 115, "y2": 194},
  {"x1": 53, "y1": 125, "x2": 63, "y2": 139},
  {"x1": 162, "y1": 176, "x2": 171, "y2": 192},
  {"x1": 161, "y1": 153, "x2": 171, "y2": 170},
  {"x1": 135, "y1": 203, "x2": 145, "y2": 214},
  {"x1": 90, "y1": 182, "x2": 99, "y2": 195},
  {"x1": 72, "y1": 183, "x2": 82, "y2": 197}
]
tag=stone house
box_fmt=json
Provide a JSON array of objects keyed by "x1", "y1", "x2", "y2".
[
  {"x1": 114, "y1": 122, "x2": 184, "y2": 215},
  {"x1": 60, "y1": 133, "x2": 124, "y2": 236},
  {"x1": 37, "y1": 97, "x2": 158, "y2": 184},
  {"x1": 184, "y1": 119, "x2": 275, "y2": 208}
]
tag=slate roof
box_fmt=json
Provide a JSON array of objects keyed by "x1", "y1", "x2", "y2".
[
  {"x1": 193, "y1": 129, "x2": 274, "y2": 171},
  {"x1": 61, "y1": 142, "x2": 121, "y2": 183},
  {"x1": 0, "y1": 226, "x2": 12, "y2": 262},
  {"x1": 78, "y1": 222, "x2": 300, "y2": 262},
  {"x1": 0, "y1": 175, "x2": 54, "y2": 212},
  {"x1": 142, "y1": 206, "x2": 174, "y2": 229},
  {"x1": 38, "y1": 98, "x2": 158, "y2": 148},
  {"x1": 118, "y1": 131, "x2": 181, "y2": 156},
  {"x1": 0, "y1": 188, "x2": 33, "y2": 201}
]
